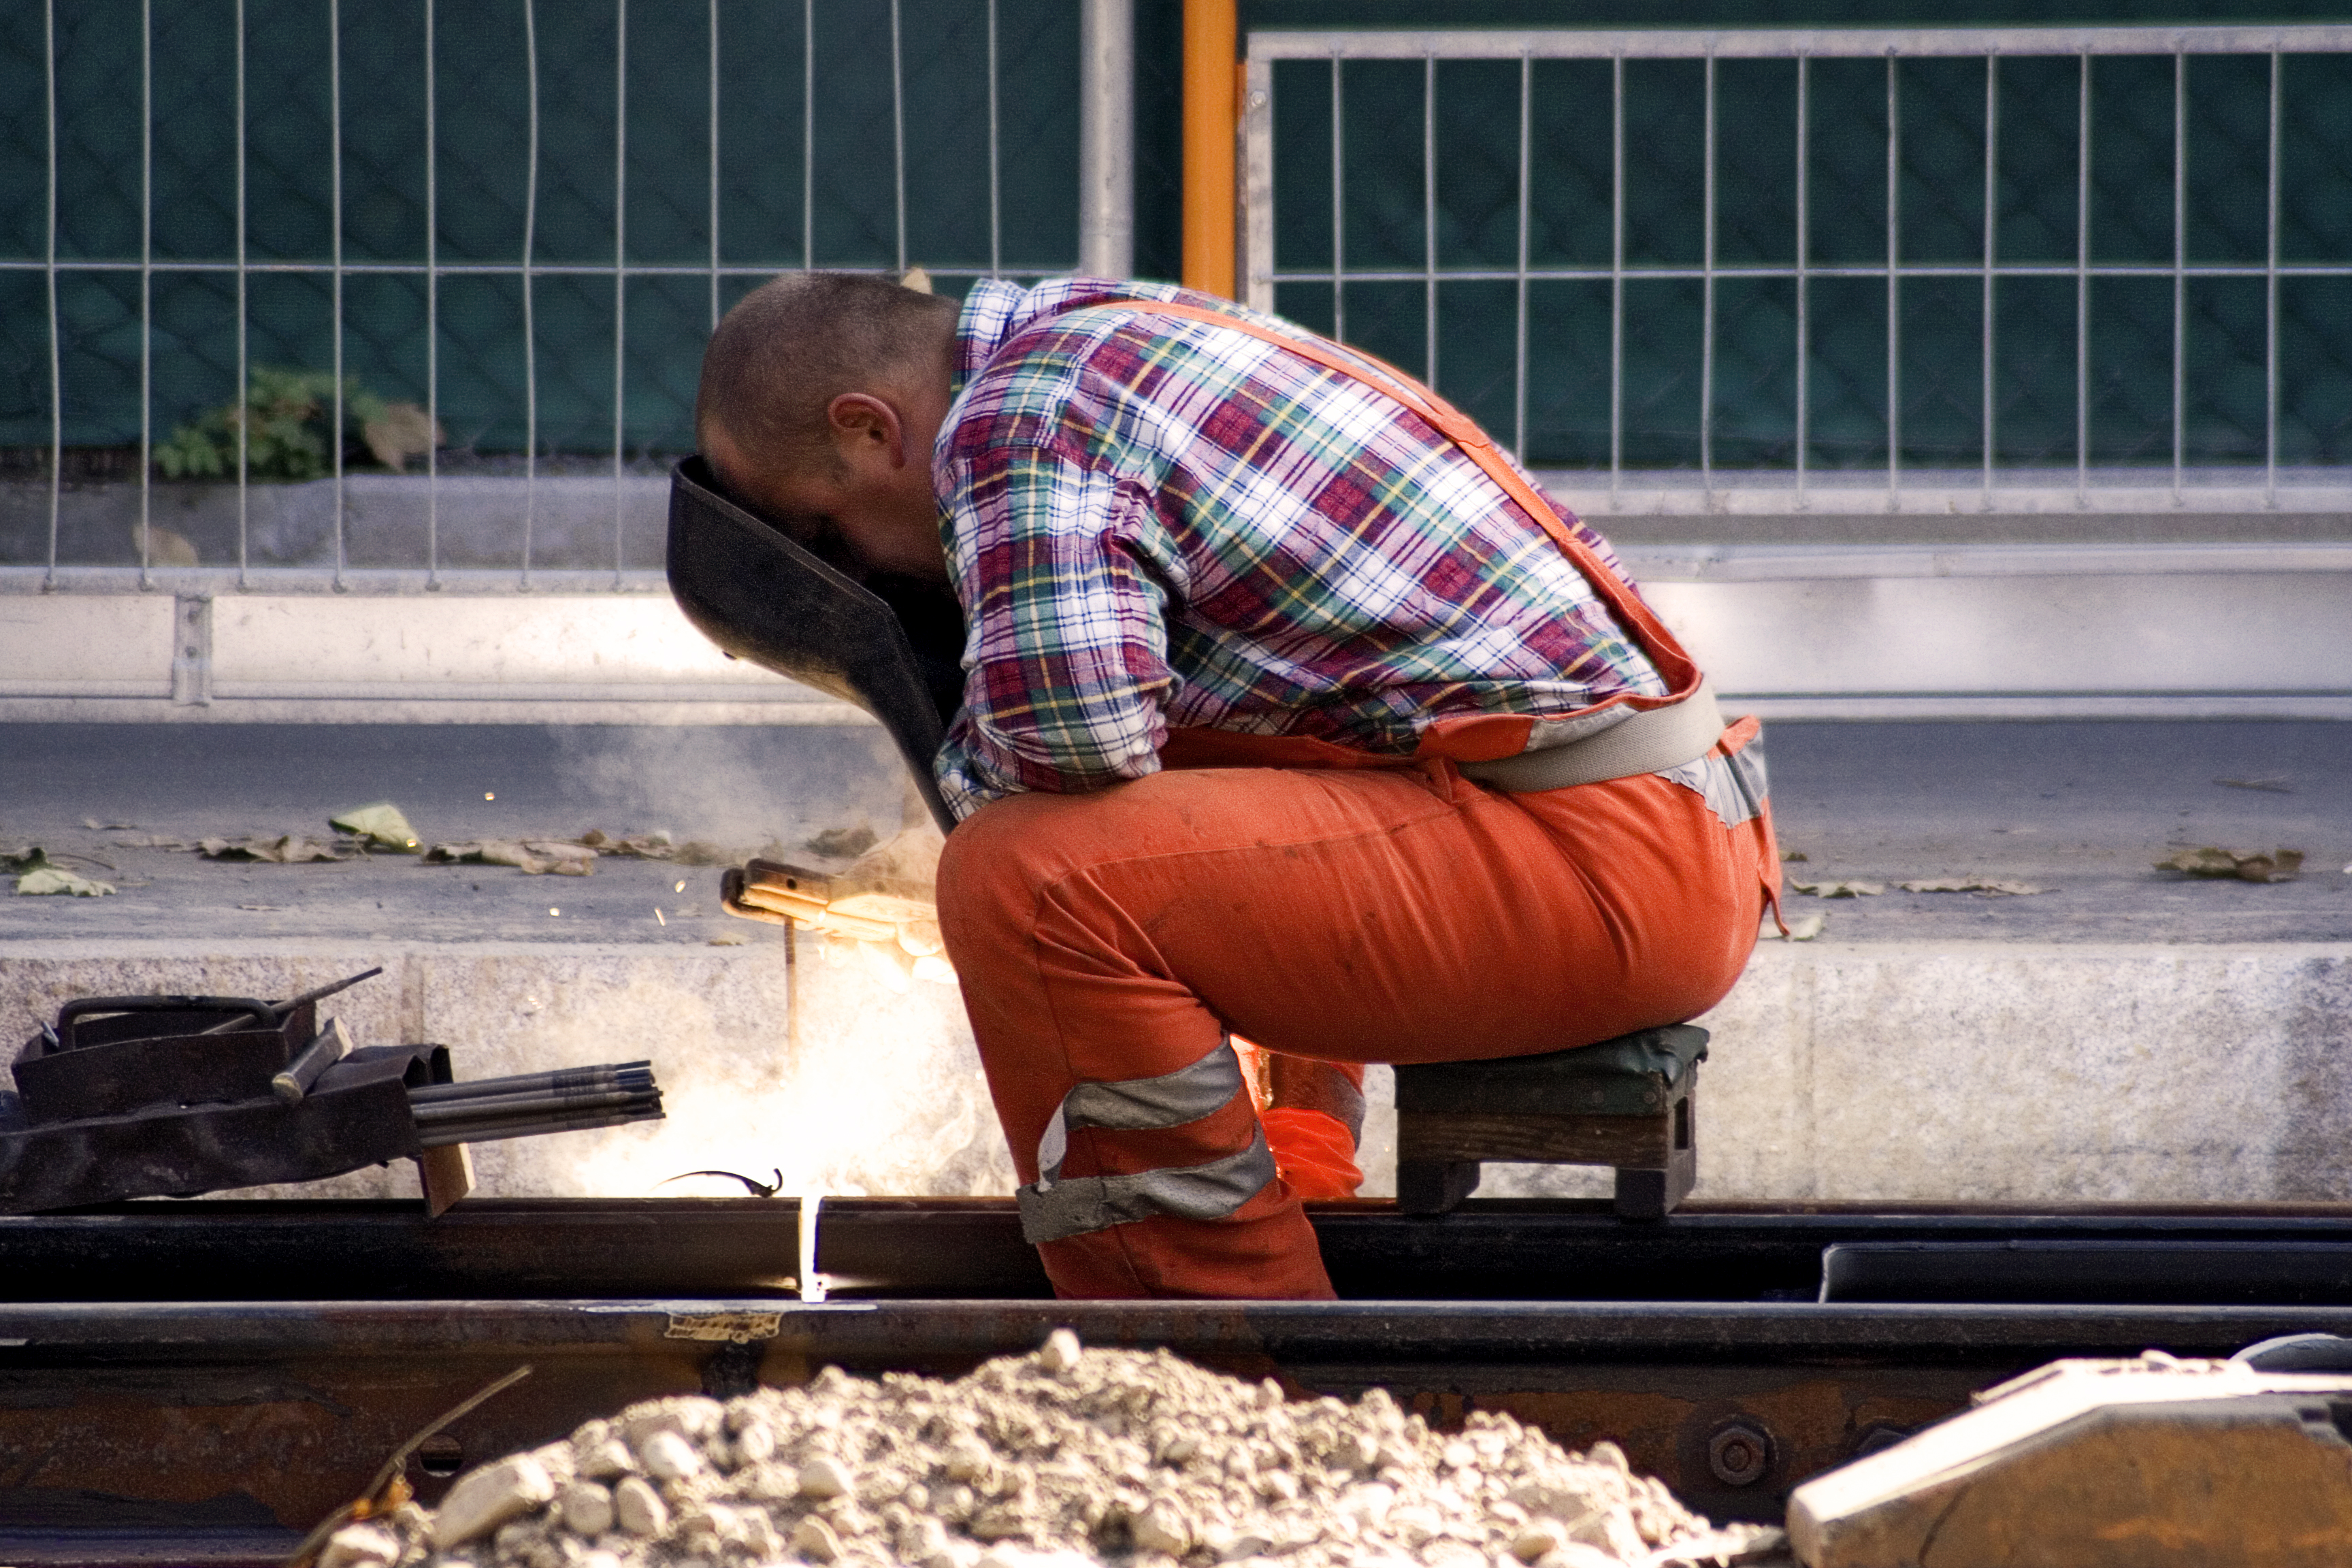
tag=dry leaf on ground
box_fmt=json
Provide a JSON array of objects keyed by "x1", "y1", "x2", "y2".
[
  {"x1": 129, "y1": 520, "x2": 198, "y2": 566},
  {"x1": 1778, "y1": 849, "x2": 1809, "y2": 863},
  {"x1": 1897, "y1": 876, "x2": 2049, "y2": 896},
  {"x1": 1791, "y1": 879, "x2": 1884, "y2": 898},
  {"x1": 578, "y1": 828, "x2": 678, "y2": 860},
  {"x1": 2155, "y1": 845, "x2": 2304, "y2": 883},
  {"x1": 329, "y1": 802, "x2": 421, "y2": 852},
  {"x1": 199, "y1": 834, "x2": 348, "y2": 864},
  {"x1": 801, "y1": 824, "x2": 879, "y2": 860},
  {"x1": 361, "y1": 401, "x2": 445, "y2": 471},
  {"x1": 1763, "y1": 912, "x2": 1826, "y2": 942},
  {"x1": 18, "y1": 866, "x2": 115, "y2": 896},
  {"x1": 425, "y1": 839, "x2": 598, "y2": 877}
]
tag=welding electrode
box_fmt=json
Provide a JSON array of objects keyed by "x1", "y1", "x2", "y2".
[
  {"x1": 414, "y1": 1107, "x2": 666, "y2": 1149},
  {"x1": 406, "y1": 1061, "x2": 653, "y2": 1106},
  {"x1": 406, "y1": 1060, "x2": 662, "y2": 1148},
  {"x1": 199, "y1": 966, "x2": 386, "y2": 1036}
]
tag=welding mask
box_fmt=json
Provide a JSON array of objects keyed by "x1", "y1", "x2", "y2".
[{"x1": 667, "y1": 456, "x2": 963, "y2": 832}]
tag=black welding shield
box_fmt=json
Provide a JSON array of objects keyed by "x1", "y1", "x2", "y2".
[{"x1": 667, "y1": 456, "x2": 964, "y2": 832}]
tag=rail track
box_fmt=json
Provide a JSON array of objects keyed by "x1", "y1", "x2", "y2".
[{"x1": 8, "y1": 1197, "x2": 2352, "y2": 1565}]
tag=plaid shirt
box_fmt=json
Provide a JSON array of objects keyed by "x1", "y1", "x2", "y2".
[{"x1": 932, "y1": 277, "x2": 1669, "y2": 819}]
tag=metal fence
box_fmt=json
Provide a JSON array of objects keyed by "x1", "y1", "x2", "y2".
[
  {"x1": 1, "y1": 0, "x2": 1090, "y2": 586},
  {"x1": 1242, "y1": 24, "x2": 2352, "y2": 510}
]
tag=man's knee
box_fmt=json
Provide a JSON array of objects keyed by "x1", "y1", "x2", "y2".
[{"x1": 936, "y1": 791, "x2": 1082, "y2": 956}]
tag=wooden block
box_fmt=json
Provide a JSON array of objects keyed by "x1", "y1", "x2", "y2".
[
  {"x1": 418, "y1": 1143, "x2": 475, "y2": 1218},
  {"x1": 1396, "y1": 1108, "x2": 1674, "y2": 1168},
  {"x1": 1613, "y1": 1147, "x2": 1695, "y2": 1220},
  {"x1": 1395, "y1": 1159, "x2": 1482, "y2": 1215}
]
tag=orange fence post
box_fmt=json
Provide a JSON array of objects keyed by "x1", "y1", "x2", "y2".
[{"x1": 1181, "y1": 0, "x2": 1239, "y2": 299}]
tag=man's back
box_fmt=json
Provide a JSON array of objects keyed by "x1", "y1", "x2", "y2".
[{"x1": 936, "y1": 277, "x2": 1669, "y2": 813}]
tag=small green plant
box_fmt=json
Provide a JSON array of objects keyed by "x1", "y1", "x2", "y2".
[{"x1": 157, "y1": 365, "x2": 442, "y2": 480}]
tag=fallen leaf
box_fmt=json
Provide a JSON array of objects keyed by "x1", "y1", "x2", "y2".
[
  {"x1": 424, "y1": 839, "x2": 598, "y2": 877},
  {"x1": 18, "y1": 866, "x2": 114, "y2": 896},
  {"x1": 708, "y1": 934, "x2": 748, "y2": 946},
  {"x1": 199, "y1": 834, "x2": 348, "y2": 864},
  {"x1": 2215, "y1": 777, "x2": 2293, "y2": 794},
  {"x1": 1779, "y1": 849, "x2": 1809, "y2": 863},
  {"x1": 129, "y1": 520, "x2": 198, "y2": 566},
  {"x1": 82, "y1": 817, "x2": 139, "y2": 830},
  {"x1": 329, "y1": 802, "x2": 421, "y2": 852},
  {"x1": 578, "y1": 828, "x2": 677, "y2": 859},
  {"x1": 1897, "y1": 876, "x2": 2050, "y2": 896},
  {"x1": 802, "y1": 825, "x2": 879, "y2": 860},
  {"x1": 1760, "y1": 912, "x2": 1826, "y2": 942},
  {"x1": 1, "y1": 845, "x2": 52, "y2": 872},
  {"x1": 1791, "y1": 879, "x2": 1884, "y2": 898},
  {"x1": 2155, "y1": 845, "x2": 2304, "y2": 883},
  {"x1": 360, "y1": 401, "x2": 445, "y2": 472}
]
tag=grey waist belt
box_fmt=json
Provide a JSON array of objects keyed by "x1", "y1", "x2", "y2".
[{"x1": 1456, "y1": 681, "x2": 1726, "y2": 794}]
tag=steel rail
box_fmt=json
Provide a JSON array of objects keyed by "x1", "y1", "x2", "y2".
[
  {"x1": 4, "y1": 1290, "x2": 2352, "y2": 1561},
  {"x1": 12, "y1": 1198, "x2": 2352, "y2": 1306}
]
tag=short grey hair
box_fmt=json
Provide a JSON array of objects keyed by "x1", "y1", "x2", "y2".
[{"x1": 695, "y1": 271, "x2": 957, "y2": 481}]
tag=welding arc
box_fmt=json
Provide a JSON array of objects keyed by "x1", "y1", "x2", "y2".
[
  {"x1": 416, "y1": 1106, "x2": 665, "y2": 1149},
  {"x1": 407, "y1": 1061, "x2": 653, "y2": 1106}
]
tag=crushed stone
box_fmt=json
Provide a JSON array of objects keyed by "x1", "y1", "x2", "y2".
[{"x1": 336, "y1": 1331, "x2": 1782, "y2": 1568}]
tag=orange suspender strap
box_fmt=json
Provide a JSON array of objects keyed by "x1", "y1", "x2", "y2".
[{"x1": 1119, "y1": 300, "x2": 1705, "y2": 713}]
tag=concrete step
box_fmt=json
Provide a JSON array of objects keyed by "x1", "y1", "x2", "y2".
[{"x1": 2, "y1": 720, "x2": 2348, "y2": 1207}]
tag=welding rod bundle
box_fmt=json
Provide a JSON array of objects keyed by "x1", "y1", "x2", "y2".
[{"x1": 408, "y1": 1061, "x2": 663, "y2": 1149}]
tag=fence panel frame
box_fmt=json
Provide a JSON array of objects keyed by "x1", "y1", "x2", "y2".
[
  {"x1": 7, "y1": 0, "x2": 1100, "y2": 595},
  {"x1": 1240, "y1": 23, "x2": 2352, "y2": 514}
]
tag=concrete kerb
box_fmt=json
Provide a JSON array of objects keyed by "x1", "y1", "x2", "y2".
[{"x1": 5, "y1": 938, "x2": 2347, "y2": 1207}]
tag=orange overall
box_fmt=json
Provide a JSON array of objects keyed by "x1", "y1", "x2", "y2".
[{"x1": 935, "y1": 307, "x2": 1780, "y2": 1299}]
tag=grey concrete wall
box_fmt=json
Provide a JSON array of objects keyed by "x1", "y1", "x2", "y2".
[{"x1": 8, "y1": 938, "x2": 2350, "y2": 1208}]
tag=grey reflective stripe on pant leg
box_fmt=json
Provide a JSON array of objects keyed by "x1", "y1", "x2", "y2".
[
  {"x1": 1019, "y1": 1041, "x2": 1275, "y2": 1245},
  {"x1": 1018, "y1": 1129, "x2": 1279, "y2": 1245}
]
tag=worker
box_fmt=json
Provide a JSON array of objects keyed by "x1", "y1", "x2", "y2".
[{"x1": 695, "y1": 272, "x2": 1780, "y2": 1301}]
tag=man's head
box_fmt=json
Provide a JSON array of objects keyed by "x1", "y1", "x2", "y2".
[{"x1": 696, "y1": 271, "x2": 959, "y2": 581}]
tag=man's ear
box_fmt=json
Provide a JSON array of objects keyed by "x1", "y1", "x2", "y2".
[{"x1": 826, "y1": 393, "x2": 907, "y2": 468}]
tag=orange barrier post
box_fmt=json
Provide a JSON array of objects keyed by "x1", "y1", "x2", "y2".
[{"x1": 1181, "y1": 0, "x2": 1238, "y2": 299}]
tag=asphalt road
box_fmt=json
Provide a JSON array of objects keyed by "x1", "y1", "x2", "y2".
[{"x1": 1, "y1": 719, "x2": 2347, "y2": 945}]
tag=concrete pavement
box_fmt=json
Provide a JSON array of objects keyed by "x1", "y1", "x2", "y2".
[{"x1": 3, "y1": 718, "x2": 2348, "y2": 1206}]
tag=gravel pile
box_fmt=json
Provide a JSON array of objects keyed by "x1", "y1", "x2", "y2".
[{"x1": 320, "y1": 1333, "x2": 1779, "y2": 1568}]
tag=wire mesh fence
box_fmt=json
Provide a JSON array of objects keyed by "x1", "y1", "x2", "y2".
[
  {"x1": 1243, "y1": 24, "x2": 2352, "y2": 510},
  {"x1": 0, "y1": 0, "x2": 1081, "y2": 586}
]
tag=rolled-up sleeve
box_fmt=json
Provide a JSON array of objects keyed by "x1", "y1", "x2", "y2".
[{"x1": 934, "y1": 442, "x2": 1183, "y2": 819}]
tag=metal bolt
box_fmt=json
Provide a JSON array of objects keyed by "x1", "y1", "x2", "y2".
[
  {"x1": 1705, "y1": 1419, "x2": 1773, "y2": 1487},
  {"x1": 1851, "y1": 1422, "x2": 1913, "y2": 1460}
]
